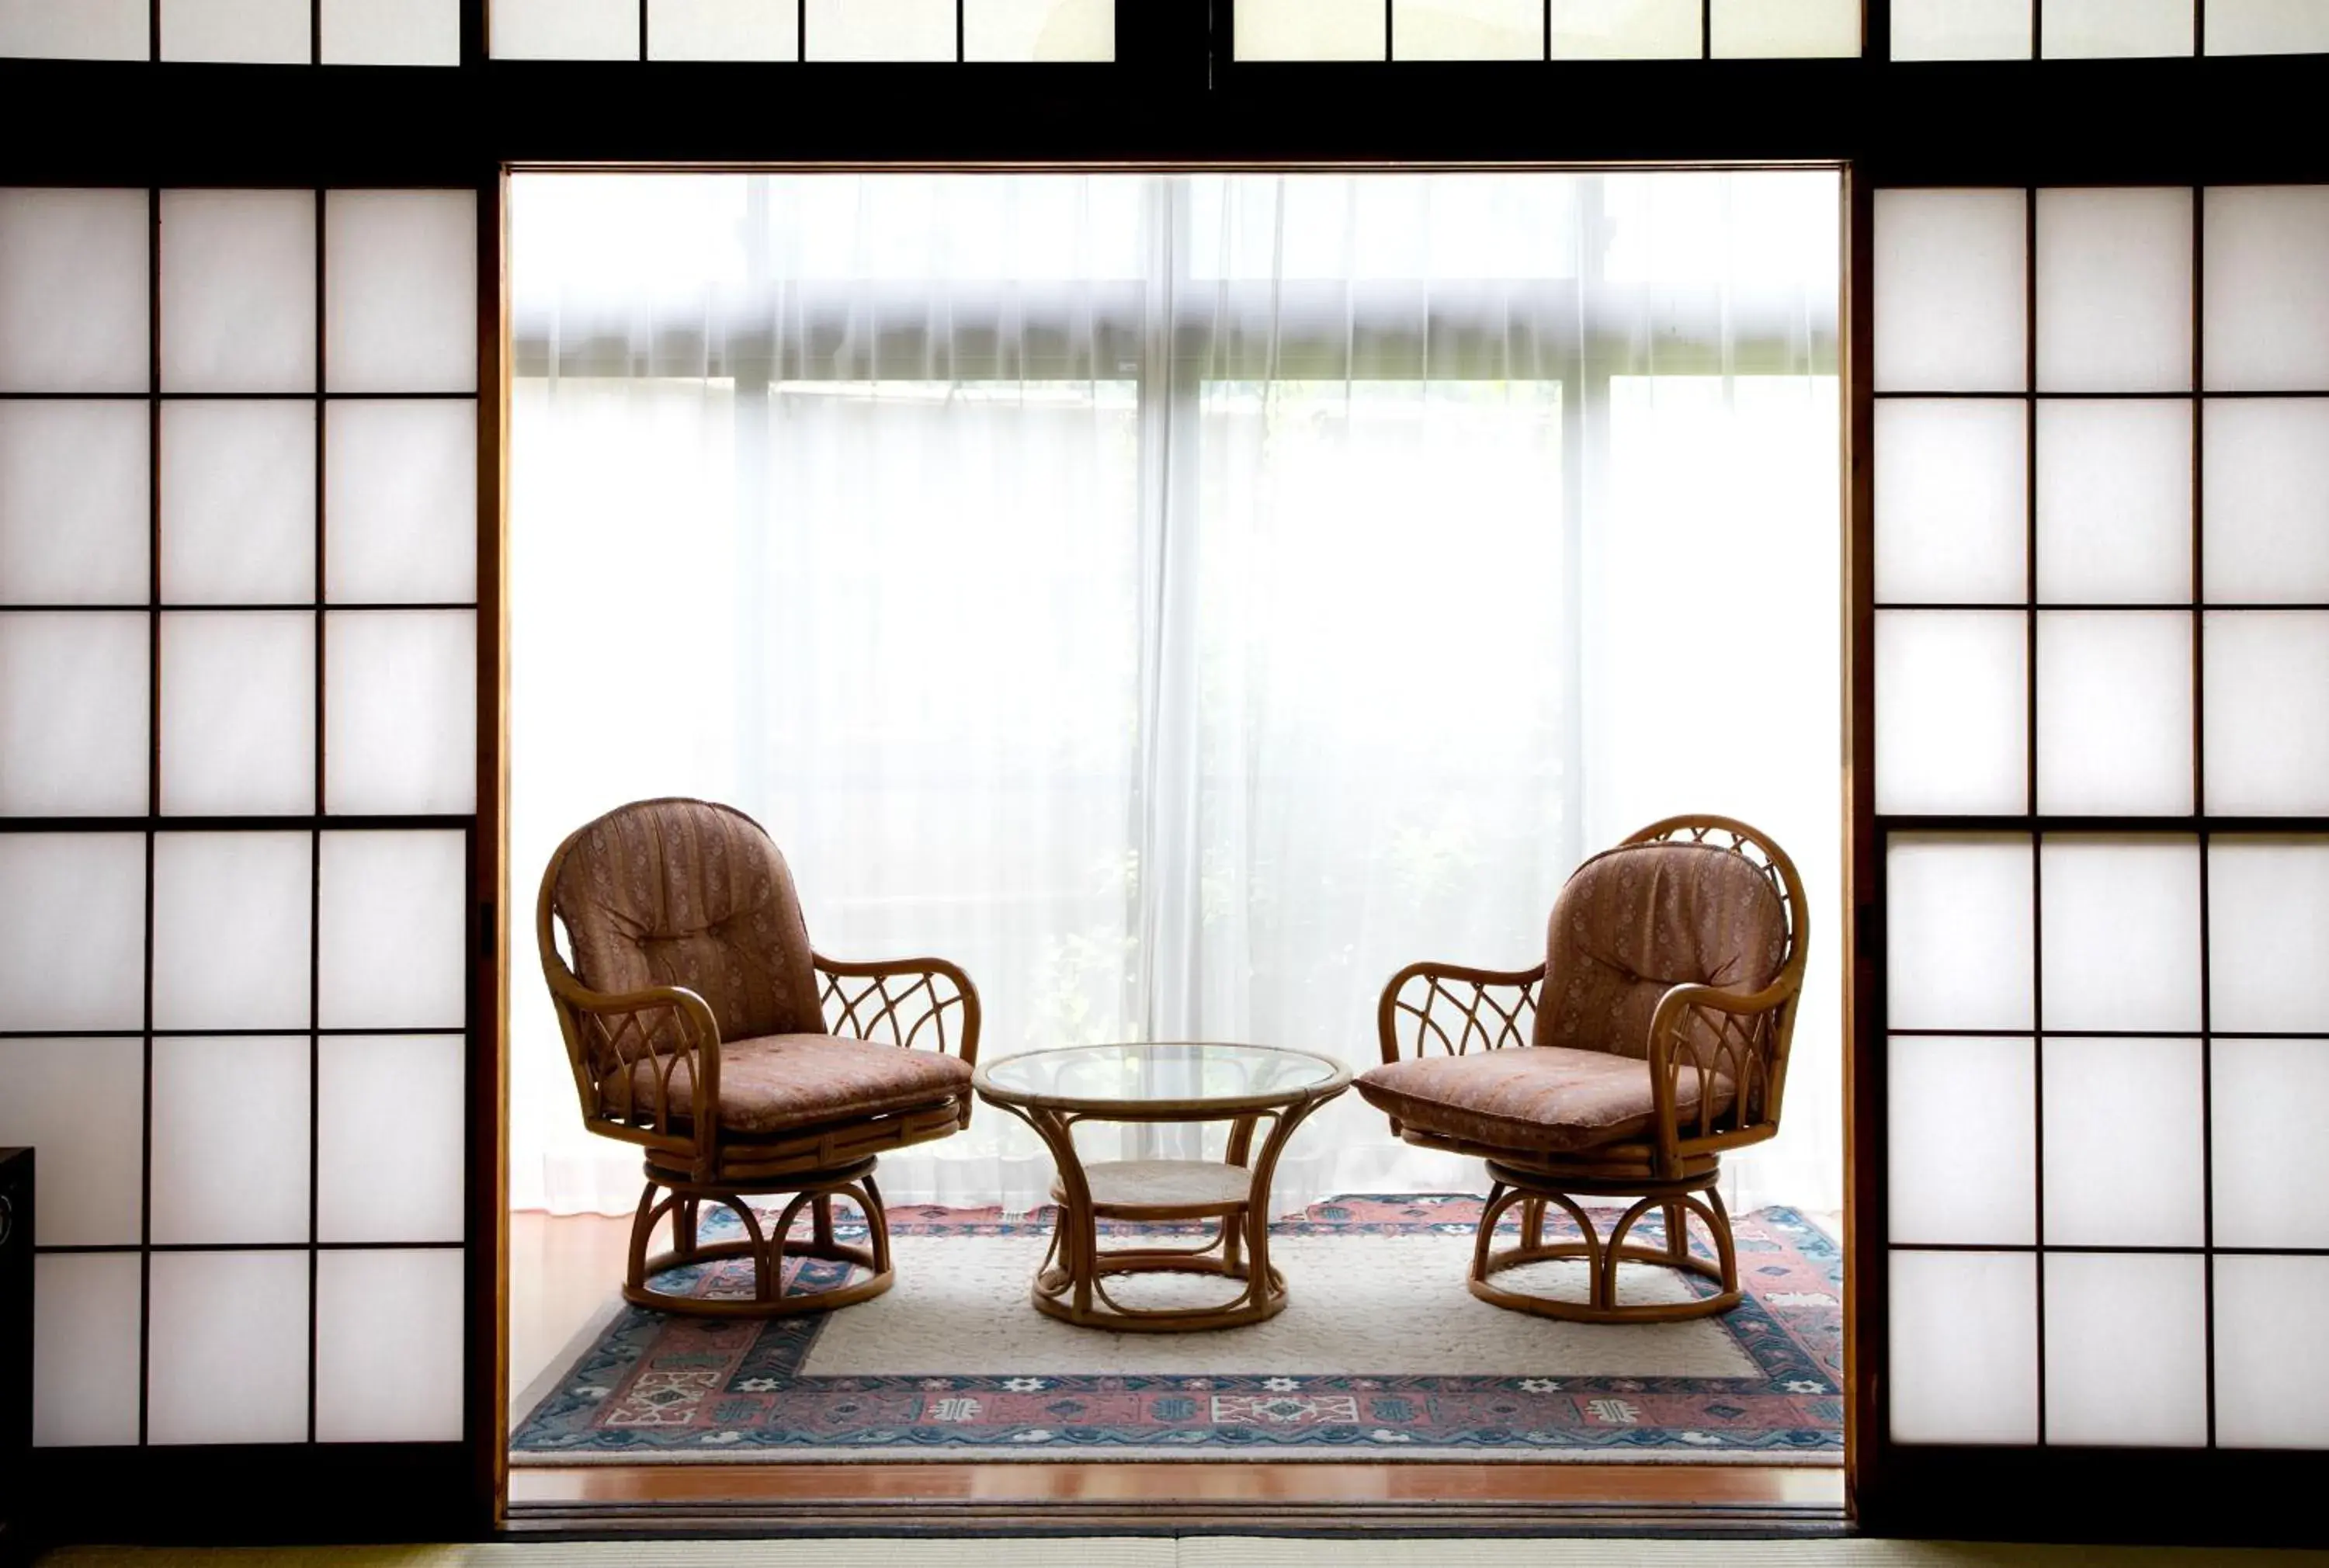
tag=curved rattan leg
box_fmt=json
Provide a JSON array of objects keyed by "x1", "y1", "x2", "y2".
[
  {"x1": 626, "y1": 1181, "x2": 680, "y2": 1296},
  {"x1": 1473, "y1": 1181, "x2": 1520, "y2": 1282},
  {"x1": 1466, "y1": 1164, "x2": 1741, "y2": 1324},
  {"x1": 1690, "y1": 1187, "x2": 1741, "y2": 1306},
  {"x1": 725, "y1": 1197, "x2": 778, "y2": 1304}
]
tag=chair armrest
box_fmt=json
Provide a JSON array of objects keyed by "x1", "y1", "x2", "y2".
[
  {"x1": 1643, "y1": 978, "x2": 1797, "y2": 1160},
  {"x1": 1376, "y1": 959, "x2": 1547, "y2": 1067},
  {"x1": 813, "y1": 953, "x2": 982, "y2": 1067},
  {"x1": 540, "y1": 966, "x2": 722, "y2": 1139}
]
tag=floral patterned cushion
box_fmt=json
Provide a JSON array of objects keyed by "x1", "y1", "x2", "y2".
[
  {"x1": 1356, "y1": 1046, "x2": 1733, "y2": 1155},
  {"x1": 552, "y1": 799, "x2": 824, "y2": 1072},
  {"x1": 611, "y1": 1033, "x2": 972, "y2": 1136},
  {"x1": 1532, "y1": 840, "x2": 1788, "y2": 1066}
]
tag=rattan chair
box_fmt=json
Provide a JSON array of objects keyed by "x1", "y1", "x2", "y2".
[
  {"x1": 536, "y1": 797, "x2": 981, "y2": 1319},
  {"x1": 1357, "y1": 816, "x2": 1807, "y2": 1324}
]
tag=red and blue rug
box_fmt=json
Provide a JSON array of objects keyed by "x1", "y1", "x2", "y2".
[{"x1": 509, "y1": 1195, "x2": 1841, "y2": 1463}]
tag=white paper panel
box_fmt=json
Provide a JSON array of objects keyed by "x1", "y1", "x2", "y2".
[
  {"x1": 2203, "y1": 401, "x2": 2329, "y2": 603},
  {"x1": 2036, "y1": 188, "x2": 2192, "y2": 394},
  {"x1": 2204, "y1": 612, "x2": 2329, "y2": 816},
  {"x1": 0, "y1": 189, "x2": 150, "y2": 394},
  {"x1": 159, "y1": 610, "x2": 312, "y2": 815},
  {"x1": 159, "y1": 610, "x2": 312, "y2": 820},
  {"x1": 647, "y1": 0, "x2": 798, "y2": 59},
  {"x1": 1392, "y1": 0, "x2": 1540, "y2": 58},
  {"x1": 151, "y1": 831, "x2": 313, "y2": 1030},
  {"x1": 1709, "y1": 0, "x2": 1858, "y2": 57},
  {"x1": 0, "y1": 834, "x2": 144, "y2": 1030},
  {"x1": 1547, "y1": 0, "x2": 1699, "y2": 55},
  {"x1": 2035, "y1": 401, "x2": 2191, "y2": 603},
  {"x1": 2035, "y1": 612, "x2": 2192, "y2": 815},
  {"x1": 2044, "y1": 1253, "x2": 2209, "y2": 1447},
  {"x1": 150, "y1": 1035, "x2": 311, "y2": 1245},
  {"x1": 320, "y1": 0, "x2": 459, "y2": 63},
  {"x1": 33, "y1": 1254, "x2": 141, "y2": 1448},
  {"x1": 2204, "y1": 187, "x2": 2329, "y2": 393},
  {"x1": 161, "y1": 0, "x2": 308, "y2": 62},
  {"x1": 1234, "y1": 0, "x2": 1385, "y2": 58},
  {"x1": 0, "y1": 1037, "x2": 144, "y2": 1246},
  {"x1": 325, "y1": 190, "x2": 478, "y2": 395},
  {"x1": 2213, "y1": 1039, "x2": 2329, "y2": 1249},
  {"x1": 318, "y1": 830, "x2": 467, "y2": 1029},
  {"x1": 1886, "y1": 835, "x2": 2035, "y2": 1031},
  {"x1": 1873, "y1": 190, "x2": 2027, "y2": 394},
  {"x1": 2216, "y1": 1256, "x2": 2329, "y2": 1448},
  {"x1": 1875, "y1": 612, "x2": 2027, "y2": 814},
  {"x1": 1886, "y1": 1036, "x2": 2035, "y2": 1246},
  {"x1": 148, "y1": 1250, "x2": 309, "y2": 1445},
  {"x1": 325, "y1": 400, "x2": 476, "y2": 603},
  {"x1": 2208, "y1": 838, "x2": 2329, "y2": 1033},
  {"x1": 0, "y1": 0, "x2": 148, "y2": 59},
  {"x1": 324, "y1": 610, "x2": 476, "y2": 813},
  {"x1": 2042, "y1": 1036, "x2": 2205, "y2": 1247},
  {"x1": 1874, "y1": 401, "x2": 2027, "y2": 604},
  {"x1": 2039, "y1": 836, "x2": 2202, "y2": 1032},
  {"x1": 1887, "y1": 1250, "x2": 2039, "y2": 1445},
  {"x1": 2042, "y1": 0, "x2": 2195, "y2": 57},
  {"x1": 965, "y1": 0, "x2": 1112, "y2": 59},
  {"x1": 2209, "y1": 0, "x2": 2329, "y2": 54},
  {"x1": 318, "y1": 1034, "x2": 463, "y2": 1243},
  {"x1": 0, "y1": 401, "x2": 149, "y2": 605},
  {"x1": 0, "y1": 612, "x2": 150, "y2": 817},
  {"x1": 806, "y1": 0, "x2": 957, "y2": 58},
  {"x1": 315, "y1": 1247, "x2": 464, "y2": 1442},
  {"x1": 1891, "y1": 0, "x2": 2029, "y2": 59},
  {"x1": 159, "y1": 399, "x2": 316, "y2": 603},
  {"x1": 159, "y1": 190, "x2": 314, "y2": 393},
  {"x1": 491, "y1": 0, "x2": 634, "y2": 57}
]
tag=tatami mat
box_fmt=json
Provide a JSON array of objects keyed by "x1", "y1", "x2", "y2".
[{"x1": 37, "y1": 1541, "x2": 2329, "y2": 1567}]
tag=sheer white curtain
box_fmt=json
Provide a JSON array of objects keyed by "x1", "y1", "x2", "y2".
[{"x1": 507, "y1": 170, "x2": 1841, "y2": 1219}]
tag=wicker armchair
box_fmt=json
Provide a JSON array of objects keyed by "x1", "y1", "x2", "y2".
[
  {"x1": 1357, "y1": 816, "x2": 1807, "y2": 1324},
  {"x1": 536, "y1": 798, "x2": 980, "y2": 1319}
]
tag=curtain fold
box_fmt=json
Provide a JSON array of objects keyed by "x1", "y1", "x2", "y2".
[{"x1": 508, "y1": 170, "x2": 1841, "y2": 1219}]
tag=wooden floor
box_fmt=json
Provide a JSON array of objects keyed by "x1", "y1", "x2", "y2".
[
  {"x1": 509, "y1": 1458, "x2": 1845, "y2": 1508},
  {"x1": 510, "y1": 1211, "x2": 637, "y2": 1411},
  {"x1": 507, "y1": 1208, "x2": 1846, "y2": 1527}
]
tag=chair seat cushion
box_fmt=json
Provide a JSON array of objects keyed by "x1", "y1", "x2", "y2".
[
  {"x1": 1356, "y1": 1046, "x2": 1732, "y2": 1155},
  {"x1": 616, "y1": 1034, "x2": 972, "y2": 1136}
]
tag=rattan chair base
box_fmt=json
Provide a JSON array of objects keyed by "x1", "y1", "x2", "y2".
[
  {"x1": 623, "y1": 1155, "x2": 894, "y2": 1320},
  {"x1": 1464, "y1": 1160, "x2": 1743, "y2": 1326}
]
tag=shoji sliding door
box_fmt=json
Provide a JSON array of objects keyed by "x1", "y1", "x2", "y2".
[
  {"x1": 0, "y1": 182, "x2": 487, "y2": 1512},
  {"x1": 1864, "y1": 180, "x2": 2329, "y2": 1528}
]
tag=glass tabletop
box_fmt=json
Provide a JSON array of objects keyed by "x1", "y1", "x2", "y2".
[{"x1": 974, "y1": 1042, "x2": 1348, "y2": 1112}]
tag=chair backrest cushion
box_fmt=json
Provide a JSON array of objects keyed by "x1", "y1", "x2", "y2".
[
  {"x1": 1532, "y1": 839, "x2": 1789, "y2": 1063},
  {"x1": 552, "y1": 800, "x2": 824, "y2": 1067}
]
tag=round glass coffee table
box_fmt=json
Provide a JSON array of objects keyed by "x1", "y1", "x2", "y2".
[{"x1": 972, "y1": 1042, "x2": 1351, "y2": 1332}]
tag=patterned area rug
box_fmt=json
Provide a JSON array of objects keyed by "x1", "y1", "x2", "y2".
[{"x1": 509, "y1": 1196, "x2": 1841, "y2": 1464}]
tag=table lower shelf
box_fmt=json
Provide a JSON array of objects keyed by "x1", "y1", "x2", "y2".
[{"x1": 1058, "y1": 1157, "x2": 1258, "y2": 1216}]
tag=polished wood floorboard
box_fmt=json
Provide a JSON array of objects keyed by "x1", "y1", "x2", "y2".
[
  {"x1": 509, "y1": 1211, "x2": 636, "y2": 1410},
  {"x1": 510, "y1": 1459, "x2": 1843, "y2": 1507}
]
